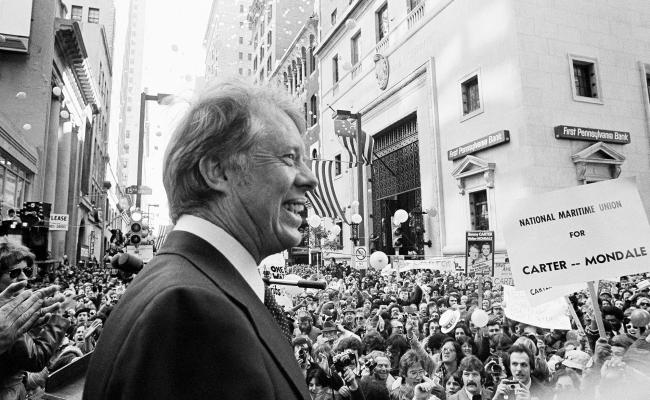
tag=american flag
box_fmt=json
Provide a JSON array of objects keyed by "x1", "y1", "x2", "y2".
[
  {"x1": 334, "y1": 118, "x2": 374, "y2": 166},
  {"x1": 305, "y1": 159, "x2": 348, "y2": 224}
]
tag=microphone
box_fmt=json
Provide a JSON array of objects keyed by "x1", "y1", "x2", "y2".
[{"x1": 262, "y1": 278, "x2": 327, "y2": 290}]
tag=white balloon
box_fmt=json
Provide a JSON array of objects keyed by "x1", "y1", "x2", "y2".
[
  {"x1": 52, "y1": 86, "x2": 62, "y2": 97},
  {"x1": 331, "y1": 225, "x2": 341, "y2": 235},
  {"x1": 394, "y1": 209, "x2": 409, "y2": 224},
  {"x1": 322, "y1": 217, "x2": 334, "y2": 230},
  {"x1": 307, "y1": 215, "x2": 321, "y2": 228},
  {"x1": 369, "y1": 251, "x2": 388, "y2": 269},
  {"x1": 15, "y1": 92, "x2": 26, "y2": 99},
  {"x1": 350, "y1": 213, "x2": 362, "y2": 224},
  {"x1": 22, "y1": 123, "x2": 31, "y2": 131},
  {"x1": 60, "y1": 110, "x2": 70, "y2": 119},
  {"x1": 471, "y1": 309, "x2": 490, "y2": 328}
]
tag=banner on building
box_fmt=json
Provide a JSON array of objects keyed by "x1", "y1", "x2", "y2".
[
  {"x1": 503, "y1": 285, "x2": 572, "y2": 330},
  {"x1": 49, "y1": 214, "x2": 69, "y2": 231},
  {"x1": 503, "y1": 178, "x2": 650, "y2": 290},
  {"x1": 466, "y1": 231, "x2": 495, "y2": 277}
]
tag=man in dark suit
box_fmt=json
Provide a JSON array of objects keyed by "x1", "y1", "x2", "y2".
[{"x1": 83, "y1": 79, "x2": 317, "y2": 399}]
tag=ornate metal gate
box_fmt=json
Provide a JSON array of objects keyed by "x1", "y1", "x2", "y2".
[{"x1": 371, "y1": 113, "x2": 423, "y2": 254}]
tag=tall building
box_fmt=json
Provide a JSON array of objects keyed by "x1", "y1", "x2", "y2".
[
  {"x1": 61, "y1": 0, "x2": 118, "y2": 263},
  {"x1": 116, "y1": 0, "x2": 146, "y2": 192},
  {"x1": 314, "y1": 0, "x2": 650, "y2": 262},
  {"x1": 0, "y1": 0, "x2": 117, "y2": 265},
  {"x1": 248, "y1": 0, "x2": 315, "y2": 84},
  {"x1": 204, "y1": 0, "x2": 253, "y2": 80}
]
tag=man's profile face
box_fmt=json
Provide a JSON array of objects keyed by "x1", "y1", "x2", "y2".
[
  {"x1": 228, "y1": 108, "x2": 317, "y2": 257},
  {"x1": 510, "y1": 351, "x2": 531, "y2": 384},
  {"x1": 462, "y1": 369, "x2": 482, "y2": 395}
]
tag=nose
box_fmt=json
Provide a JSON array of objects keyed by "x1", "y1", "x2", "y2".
[
  {"x1": 298, "y1": 160, "x2": 318, "y2": 192},
  {"x1": 17, "y1": 270, "x2": 28, "y2": 281}
]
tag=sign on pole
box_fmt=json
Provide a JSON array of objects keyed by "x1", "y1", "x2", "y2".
[
  {"x1": 49, "y1": 214, "x2": 69, "y2": 231},
  {"x1": 353, "y1": 246, "x2": 368, "y2": 270},
  {"x1": 503, "y1": 285, "x2": 572, "y2": 330},
  {"x1": 466, "y1": 231, "x2": 495, "y2": 277},
  {"x1": 125, "y1": 185, "x2": 153, "y2": 195},
  {"x1": 502, "y1": 178, "x2": 650, "y2": 290}
]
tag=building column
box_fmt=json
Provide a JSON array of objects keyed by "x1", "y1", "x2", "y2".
[
  {"x1": 52, "y1": 119, "x2": 72, "y2": 259},
  {"x1": 43, "y1": 92, "x2": 61, "y2": 205}
]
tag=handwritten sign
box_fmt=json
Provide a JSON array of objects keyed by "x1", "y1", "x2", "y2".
[
  {"x1": 502, "y1": 178, "x2": 650, "y2": 290},
  {"x1": 503, "y1": 285, "x2": 571, "y2": 330}
]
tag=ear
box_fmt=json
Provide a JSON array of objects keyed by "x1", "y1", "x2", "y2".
[{"x1": 199, "y1": 156, "x2": 229, "y2": 194}]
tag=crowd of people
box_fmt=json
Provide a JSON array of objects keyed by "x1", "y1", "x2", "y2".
[
  {"x1": 0, "y1": 239, "x2": 130, "y2": 399},
  {"x1": 282, "y1": 262, "x2": 650, "y2": 400},
  {"x1": 2, "y1": 78, "x2": 650, "y2": 400}
]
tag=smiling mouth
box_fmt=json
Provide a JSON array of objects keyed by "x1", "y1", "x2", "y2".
[{"x1": 283, "y1": 201, "x2": 305, "y2": 215}]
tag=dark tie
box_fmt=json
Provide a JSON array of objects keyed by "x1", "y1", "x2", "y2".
[{"x1": 264, "y1": 286, "x2": 293, "y2": 343}]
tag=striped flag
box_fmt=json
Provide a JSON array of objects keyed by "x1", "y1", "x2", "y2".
[
  {"x1": 306, "y1": 159, "x2": 349, "y2": 224},
  {"x1": 334, "y1": 118, "x2": 374, "y2": 166}
]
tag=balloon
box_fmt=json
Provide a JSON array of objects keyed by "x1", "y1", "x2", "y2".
[
  {"x1": 394, "y1": 209, "x2": 408, "y2": 224},
  {"x1": 331, "y1": 225, "x2": 341, "y2": 235},
  {"x1": 15, "y1": 92, "x2": 26, "y2": 99},
  {"x1": 322, "y1": 217, "x2": 334, "y2": 230},
  {"x1": 282, "y1": 274, "x2": 303, "y2": 296},
  {"x1": 22, "y1": 123, "x2": 31, "y2": 131},
  {"x1": 307, "y1": 215, "x2": 321, "y2": 228},
  {"x1": 350, "y1": 213, "x2": 362, "y2": 224},
  {"x1": 471, "y1": 309, "x2": 490, "y2": 328},
  {"x1": 630, "y1": 309, "x2": 650, "y2": 327},
  {"x1": 369, "y1": 251, "x2": 388, "y2": 269}
]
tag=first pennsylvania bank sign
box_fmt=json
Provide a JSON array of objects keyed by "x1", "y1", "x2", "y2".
[{"x1": 554, "y1": 125, "x2": 630, "y2": 144}]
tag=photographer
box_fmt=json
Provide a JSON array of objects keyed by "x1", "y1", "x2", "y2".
[
  {"x1": 332, "y1": 337, "x2": 365, "y2": 399},
  {"x1": 359, "y1": 352, "x2": 391, "y2": 400},
  {"x1": 493, "y1": 344, "x2": 550, "y2": 400}
]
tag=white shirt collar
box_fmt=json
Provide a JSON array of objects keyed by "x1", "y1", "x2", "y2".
[{"x1": 173, "y1": 215, "x2": 265, "y2": 302}]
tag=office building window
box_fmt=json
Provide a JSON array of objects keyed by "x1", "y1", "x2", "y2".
[
  {"x1": 309, "y1": 35, "x2": 316, "y2": 73},
  {"x1": 469, "y1": 189, "x2": 489, "y2": 230},
  {"x1": 569, "y1": 55, "x2": 601, "y2": 101},
  {"x1": 88, "y1": 7, "x2": 100, "y2": 23},
  {"x1": 267, "y1": 31, "x2": 272, "y2": 46},
  {"x1": 239, "y1": 52, "x2": 243, "y2": 60},
  {"x1": 331, "y1": 9, "x2": 337, "y2": 26},
  {"x1": 240, "y1": 4, "x2": 244, "y2": 13},
  {"x1": 351, "y1": 32, "x2": 361, "y2": 65},
  {"x1": 71, "y1": 5, "x2": 83, "y2": 21},
  {"x1": 461, "y1": 75, "x2": 481, "y2": 116},
  {"x1": 239, "y1": 36, "x2": 244, "y2": 44},
  {"x1": 310, "y1": 95, "x2": 318, "y2": 126},
  {"x1": 332, "y1": 54, "x2": 339, "y2": 83},
  {"x1": 267, "y1": 56, "x2": 272, "y2": 72},
  {"x1": 408, "y1": 0, "x2": 423, "y2": 12},
  {"x1": 334, "y1": 154, "x2": 342, "y2": 176},
  {"x1": 239, "y1": 68, "x2": 243, "y2": 75},
  {"x1": 376, "y1": 3, "x2": 388, "y2": 41}
]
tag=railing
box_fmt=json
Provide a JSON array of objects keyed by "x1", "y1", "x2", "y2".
[
  {"x1": 407, "y1": 2, "x2": 426, "y2": 30},
  {"x1": 351, "y1": 63, "x2": 362, "y2": 80},
  {"x1": 375, "y1": 35, "x2": 389, "y2": 54}
]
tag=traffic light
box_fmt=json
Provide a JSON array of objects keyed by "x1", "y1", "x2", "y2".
[
  {"x1": 391, "y1": 217, "x2": 403, "y2": 248},
  {"x1": 129, "y1": 222, "x2": 142, "y2": 245}
]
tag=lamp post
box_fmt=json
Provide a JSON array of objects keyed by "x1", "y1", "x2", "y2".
[
  {"x1": 333, "y1": 110, "x2": 365, "y2": 247},
  {"x1": 137, "y1": 92, "x2": 171, "y2": 208}
]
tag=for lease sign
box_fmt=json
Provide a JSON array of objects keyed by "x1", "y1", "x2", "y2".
[{"x1": 502, "y1": 178, "x2": 650, "y2": 290}]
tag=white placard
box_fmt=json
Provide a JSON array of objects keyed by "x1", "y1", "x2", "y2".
[
  {"x1": 502, "y1": 178, "x2": 650, "y2": 290},
  {"x1": 503, "y1": 285, "x2": 572, "y2": 330},
  {"x1": 353, "y1": 246, "x2": 369, "y2": 270},
  {"x1": 49, "y1": 214, "x2": 69, "y2": 231}
]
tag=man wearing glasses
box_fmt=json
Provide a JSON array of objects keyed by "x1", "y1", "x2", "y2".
[{"x1": 0, "y1": 241, "x2": 67, "y2": 398}]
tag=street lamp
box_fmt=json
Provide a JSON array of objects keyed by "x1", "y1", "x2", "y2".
[
  {"x1": 350, "y1": 213, "x2": 362, "y2": 246},
  {"x1": 137, "y1": 92, "x2": 172, "y2": 208}
]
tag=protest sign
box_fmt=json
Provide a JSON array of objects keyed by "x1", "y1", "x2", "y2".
[
  {"x1": 466, "y1": 231, "x2": 494, "y2": 277},
  {"x1": 259, "y1": 253, "x2": 286, "y2": 295},
  {"x1": 502, "y1": 178, "x2": 650, "y2": 290},
  {"x1": 502, "y1": 285, "x2": 572, "y2": 330},
  {"x1": 399, "y1": 259, "x2": 459, "y2": 274},
  {"x1": 492, "y1": 262, "x2": 514, "y2": 287}
]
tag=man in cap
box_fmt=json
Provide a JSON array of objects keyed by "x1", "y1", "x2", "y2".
[{"x1": 84, "y1": 79, "x2": 316, "y2": 399}]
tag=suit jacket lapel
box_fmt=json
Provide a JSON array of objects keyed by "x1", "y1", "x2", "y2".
[{"x1": 157, "y1": 231, "x2": 308, "y2": 398}]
